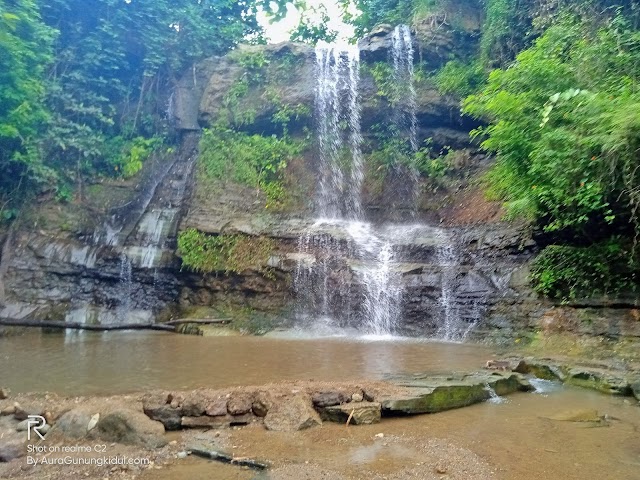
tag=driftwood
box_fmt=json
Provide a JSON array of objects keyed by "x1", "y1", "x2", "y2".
[
  {"x1": 166, "y1": 318, "x2": 231, "y2": 326},
  {"x1": 0, "y1": 319, "x2": 175, "y2": 332},
  {"x1": 189, "y1": 448, "x2": 269, "y2": 470}
]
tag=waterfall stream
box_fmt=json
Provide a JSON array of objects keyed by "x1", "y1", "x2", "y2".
[{"x1": 293, "y1": 27, "x2": 489, "y2": 340}]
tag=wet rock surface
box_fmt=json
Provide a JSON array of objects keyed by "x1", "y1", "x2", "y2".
[
  {"x1": 379, "y1": 372, "x2": 531, "y2": 414},
  {"x1": 321, "y1": 401, "x2": 382, "y2": 425}
]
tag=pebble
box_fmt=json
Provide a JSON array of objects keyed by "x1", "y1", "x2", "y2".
[
  {"x1": 351, "y1": 393, "x2": 363, "y2": 402},
  {"x1": 0, "y1": 387, "x2": 9, "y2": 399},
  {"x1": 436, "y1": 465, "x2": 448, "y2": 474},
  {"x1": 375, "y1": 433, "x2": 384, "y2": 438},
  {"x1": 177, "y1": 451, "x2": 188, "y2": 459},
  {"x1": 1, "y1": 405, "x2": 16, "y2": 416}
]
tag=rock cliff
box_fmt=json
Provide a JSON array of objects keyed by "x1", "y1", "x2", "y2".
[{"x1": 1, "y1": 21, "x2": 637, "y2": 345}]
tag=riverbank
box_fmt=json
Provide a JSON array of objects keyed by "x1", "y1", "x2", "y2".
[{"x1": 1, "y1": 354, "x2": 639, "y2": 480}]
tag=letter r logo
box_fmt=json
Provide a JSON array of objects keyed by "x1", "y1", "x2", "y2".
[{"x1": 27, "y1": 415, "x2": 46, "y2": 441}]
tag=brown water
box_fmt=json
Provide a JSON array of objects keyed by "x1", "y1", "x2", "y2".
[
  {"x1": 0, "y1": 331, "x2": 492, "y2": 395},
  {"x1": 2, "y1": 331, "x2": 639, "y2": 479}
]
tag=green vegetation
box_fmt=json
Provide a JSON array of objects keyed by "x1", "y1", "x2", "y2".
[
  {"x1": 0, "y1": 0, "x2": 260, "y2": 218},
  {"x1": 464, "y1": 16, "x2": 640, "y2": 235},
  {"x1": 198, "y1": 125, "x2": 304, "y2": 209},
  {"x1": 530, "y1": 241, "x2": 638, "y2": 300},
  {"x1": 177, "y1": 228, "x2": 275, "y2": 276},
  {"x1": 434, "y1": 60, "x2": 485, "y2": 97},
  {"x1": 346, "y1": 0, "x2": 640, "y2": 299}
]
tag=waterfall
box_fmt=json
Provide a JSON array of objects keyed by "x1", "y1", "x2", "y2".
[
  {"x1": 294, "y1": 28, "x2": 488, "y2": 340},
  {"x1": 117, "y1": 253, "x2": 133, "y2": 322},
  {"x1": 291, "y1": 42, "x2": 403, "y2": 336},
  {"x1": 391, "y1": 25, "x2": 421, "y2": 214},
  {"x1": 346, "y1": 222, "x2": 402, "y2": 336},
  {"x1": 314, "y1": 44, "x2": 364, "y2": 220},
  {"x1": 434, "y1": 229, "x2": 487, "y2": 342},
  {"x1": 435, "y1": 230, "x2": 459, "y2": 341},
  {"x1": 392, "y1": 25, "x2": 418, "y2": 152}
]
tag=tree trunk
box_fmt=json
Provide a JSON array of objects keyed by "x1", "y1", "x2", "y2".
[{"x1": 0, "y1": 319, "x2": 175, "y2": 332}]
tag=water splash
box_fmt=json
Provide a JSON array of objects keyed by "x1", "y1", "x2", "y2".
[
  {"x1": 484, "y1": 383, "x2": 507, "y2": 404},
  {"x1": 346, "y1": 222, "x2": 402, "y2": 335},
  {"x1": 137, "y1": 208, "x2": 177, "y2": 268}
]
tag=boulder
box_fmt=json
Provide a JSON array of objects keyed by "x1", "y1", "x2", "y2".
[
  {"x1": 227, "y1": 392, "x2": 253, "y2": 415},
  {"x1": 92, "y1": 408, "x2": 167, "y2": 448},
  {"x1": 205, "y1": 398, "x2": 228, "y2": 417},
  {"x1": 264, "y1": 396, "x2": 321, "y2": 432},
  {"x1": 514, "y1": 360, "x2": 564, "y2": 381},
  {"x1": 630, "y1": 379, "x2": 640, "y2": 401},
  {"x1": 53, "y1": 408, "x2": 95, "y2": 439},
  {"x1": 181, "y1": 394, "x2": 206, "y2": 417},
  {"x1": 252, "y1": 391, "x2": 273, "y2": 418},
  {"x1": 143, "y1": 395, "x2": 182, "y2": 431},
  {"x1": 311, "y1": 391, "x2": 350, "y2": 408},
  {"x1": 0, "y1": 440, "x2": 24, "y2": 462},
  {"x1": 321, "y1": 402, "x2": 381, "y2": 425}
]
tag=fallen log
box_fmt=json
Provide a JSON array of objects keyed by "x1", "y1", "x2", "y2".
[
  {"x1": 189, "y1": 448, "x2": 269, "y2": 471},
  {"x1": 166, "y1": 318, "x2": 232, "y2": 326},
  {"x1": 0, "y1": 319, "x2": 175, "y2": 332}
]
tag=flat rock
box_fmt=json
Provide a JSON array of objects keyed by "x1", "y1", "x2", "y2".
[
  {"x1": 564, "y1": 368, "x2": 632, "y2": 396},
  {"x1": 380, "y1": 372, "x2": 531, "y2": 415},
  {"x1": 547, "y1": 409, "x2": 602, "y2": 423},
  {"x1": 181, "y1": 415, "x2": 232, "y2": 429},
  {"x1": 321, "y1": 402, "x2": 381, "y2": 425},
  {"x1": 264, "y1": 396, "x2": 321, "y2": 432}
]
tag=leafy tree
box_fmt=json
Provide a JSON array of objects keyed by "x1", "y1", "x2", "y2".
[
  {"x1": 0, "y1": 0, "x2": 55, "y2": 216},
  {"x1": 38, "y1": 0, "x2": 261, "y2": 197},
  {"x1": 464, "y1": 15, "x2": 640, "y2": 235}
]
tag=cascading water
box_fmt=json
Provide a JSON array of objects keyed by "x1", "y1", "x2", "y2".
[
  {"x1": 392, "y1": 25, "x2": 418, "y2": 153},
  {"x1": 117, "y1": 253, "x2": 133, "y2": 322},
  {"x1": 314, "y1": 44, "x2": 364, "y2": 219},
  {"x1": 294, "y1": 28, "x2": 488, "y2": 340},
  {"x1": 390, "y1": 24, "x2": 421, "y2": 215},
  {"x1": 292, "y1": 42, "x2": 404, "y2": 336}
]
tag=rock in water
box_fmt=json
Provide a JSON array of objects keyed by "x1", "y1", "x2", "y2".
[
  {"x1": 264, "y1": 396, "x2": 321, "y2": 432},
  {"x1": 321, "y1": 402, "x2": 381, "y2": 425},
  {"x1": 547, "y1": 409, "x2": 602, "y2": 423}
]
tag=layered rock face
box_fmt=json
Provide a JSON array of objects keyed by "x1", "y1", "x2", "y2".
[{"x1": 0, "y1": 21, "x2": 637, "y2": 342}]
